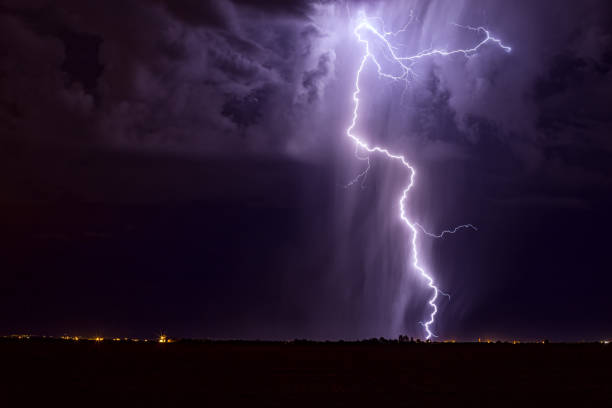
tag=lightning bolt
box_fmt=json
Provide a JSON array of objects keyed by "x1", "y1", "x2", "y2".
[
  {"x1": 346, "y1": 15, "x2": 510, "y2": 339},
  {"x1": 416, "y1": 223, "x2": 478, "y2": 239}
]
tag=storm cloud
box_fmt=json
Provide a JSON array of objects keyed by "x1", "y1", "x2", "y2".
[{"x1": 1, "y1": 0, "x2": 611, "y2": 340}]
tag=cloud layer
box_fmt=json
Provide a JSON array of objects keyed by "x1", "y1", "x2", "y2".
[{"x1": 1, "y1": 0, "x2": 612, "y2": 340}]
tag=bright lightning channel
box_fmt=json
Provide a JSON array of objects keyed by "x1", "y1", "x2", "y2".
[{"x1": 346, "y1": 16, "x2": 510, "y2": 339}]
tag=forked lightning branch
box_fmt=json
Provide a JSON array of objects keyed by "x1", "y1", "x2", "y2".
[{"x1": 346, "y1": 15, "x2": 510, "y2": 339}]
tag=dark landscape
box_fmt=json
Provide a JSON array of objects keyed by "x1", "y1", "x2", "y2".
[{"x1": 2, "y1": 337, "x2": 611, "y2": 406}]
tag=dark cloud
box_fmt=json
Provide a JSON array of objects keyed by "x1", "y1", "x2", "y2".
[
  {"x1": 152, "y1": 0, "x2": 237, "y2": 29},
  {"x1": 302, "y1": 52, "x2": 333, "y2": 102},
  {"x1": 234, "y1": 0, "x2": 318, "y2": 18},
  {"x1": 0, "y1": 0, "x2": 334, "y2": 154},
  {"x1": 1, "y1": 0, "x2": 612, "y2": 341}
]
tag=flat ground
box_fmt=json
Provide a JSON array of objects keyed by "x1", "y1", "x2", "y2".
[{"x1": 1, "y1": 340, "x2": 610, "y2": 406}]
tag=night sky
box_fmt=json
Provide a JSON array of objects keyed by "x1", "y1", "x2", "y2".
[{"x1": 1, "y1": 0, "x2": 612, "y2": 341}]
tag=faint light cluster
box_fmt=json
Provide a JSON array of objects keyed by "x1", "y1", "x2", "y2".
[
  {"x1": 60, "y1": 335, "x2": 80, "y2": 341},
  {"x1": 1, "y1": 334, "x2": 167, "y2": 343},
  {"x1": 10, "y1": 334, "x2": 31, "y2": 340},
  {"x1": 0, "y1": 334, "x2": 607, "y2": 344}
]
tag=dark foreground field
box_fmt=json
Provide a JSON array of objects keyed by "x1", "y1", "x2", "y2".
[{"x1": 1, "y1": 339, "x2": 611, "y2": 406}]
